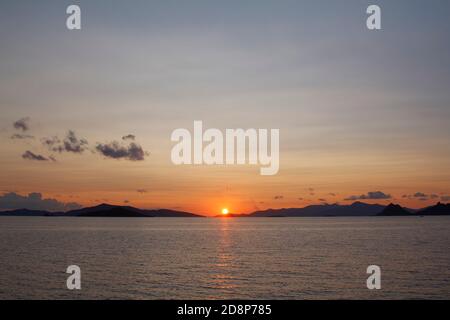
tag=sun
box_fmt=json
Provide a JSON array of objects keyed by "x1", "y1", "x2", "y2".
[{"x1": 221, "y1": 208, "x2": 229, "y2": 215}]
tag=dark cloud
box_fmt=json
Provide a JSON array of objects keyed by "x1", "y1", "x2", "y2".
[
  {"x1": 11, "y1": 134, "x2": 34, "y2": 140},
  {"x1": 22, "y1": 150, "x2": 53, "y2": 161},
  {"x1": 64, "y1": 130, "x2": 88, "y2": 153},
  {"x1": 96, "y1": 141, "x2": 146, "y2": 161},
  {"x1": 402, "y1": 192, "x2": 439, "y2": 200},
  {"x1": 137, "y1": 189, "x2": 147, "y2": 193},
  {"x1": 413, "y1": 192, "x2": 427, "y2": 198},
  {"x1": 344, "y1": 191, "x2": 391, "y2": 201},
  {"x1": 42, "y1": 131, "x2": 88, "y2": 154},
  {"x1": 13, "y1": 117, "x2": 30, "y2": 132},
  {"x1": 318, "y1": 198, "x2": 327, "y2": 202},
  {"x1": 441, "y1": 195, "x2": 450, "y2": 202},
  {"x1": 273, "y1": 195, "x2": 284, "y2": 200},
  {"x1": 0, "y1": 192, "x2": 82, "y2": 212},
  {"x1": 298, "y1": 197, "x2": 303, "y2": 200},
  {"x1": 124, "y1": 200, "x2": 130, "y2": 204},
  {"x1": 122, "y1": 134, "x2": 136, "y2": 141},
  {"x1": 41, "y1": 136, "x2": 60, "y2": 149}
]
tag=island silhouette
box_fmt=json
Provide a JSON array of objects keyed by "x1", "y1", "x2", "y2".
[{"x1": 0, "y1": 202, "x2": 449, "y2": 217}]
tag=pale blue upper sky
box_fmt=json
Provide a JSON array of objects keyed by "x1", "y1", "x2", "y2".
[
  {"x1": 1, "y1": 1, "x2": 449, "y2": 140},
  {"x1": 0, "y1": 1, "x2": 449, "y2": 211}
]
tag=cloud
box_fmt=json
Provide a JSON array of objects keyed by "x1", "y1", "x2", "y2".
[
  {"x1": 0, "y1": 192, "x2": 82, "y2": 212},
  {"x1": 63, "y1": 130, "x2": 88, "y2": 153},
  {"x1": 273, "y1": 195, "x2": 284, "y2": 200},
  {"x1": 413, "y1": 192, "x2": 427, "y2": 198},
  {"x1": 96, "y1": 141, "x2": 146, "y2": 161},
  {"x1": 41, "y1": 136, "x2": 60, "y2": 149},
  {"x1": 441, "y1": 195, "x2": 450, "y2": 202},
  {"x1": 344, "y1": 191, "x2": 391, "y2": 201},
  {"x1": 328, "y1": 193, "x2": 336, "y2": 196},
  {"x1": 318, "y1": 198, "x2": 327, "y2": 202},
  {"x1": 42, "y1": 131, "x2": 88, "y2": 154},
  {"x1": 11, "y1": 134, "x2": 34, "y2": 140},
  {"x1": 137, "y1": 189, "x2": 147, "y2": 193},
  {"x1": 402, "y1": 192, "x2": 439, "y2": 200},
  {"x1": 22, "y1": 150, "x2": 53, "y2": 161},
  {"x1": 13, "y1": 117, "x2": 30, "y2": 131},
  {"x1": 122, "y1": 134, "x2": 136, "y2": 141}
]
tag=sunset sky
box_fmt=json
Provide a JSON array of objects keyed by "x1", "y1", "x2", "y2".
[{"x1": 1, "y1": 0, "x2": 449, "y2": 215}]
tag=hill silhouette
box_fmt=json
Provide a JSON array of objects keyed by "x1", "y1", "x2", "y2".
[
  {"x1": 76, "y1": 206, "x2": 147, "y2": 217},
  {"x1": 378, "y1": 203, "x2": 411, "y2": 216},
  {"x1": 417, "y1": 202, "x2": 450, "y2": 216},
  {"x1": 0, "y1": 208, "x2": 63, "y2": 216},
  {"x1": 67, "y1": 203, "x2": 143, "y2": 217},
  {"x1": 1, "y1": 202, "x2": 449, "y2": 217},
  {"x1": 68, "y1": 203, "x2": 202, "y2": 217},
  {"x1": 249, "y1": 202, "x2": 386, "y2": 217},
  {"x1": 0, "y1": 203, "x2": 202, "y2": 217}
]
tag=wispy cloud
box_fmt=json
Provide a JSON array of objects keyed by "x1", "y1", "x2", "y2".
[
  {"x1": 0, "y1": 192, "x2": 81, "y2": 212},
  {"x1": 402, "y1": 192, "x2": 440, "y2": 201},
  {"x1": 122, "y1": 134, "x2": 136, "y2": 141},
  {"x1": 11, "y1": 134, "x2": 34, "y2": 140},
  {"x1": 22, "y1": 150, "x2": 53, "y2": 162},
  {"x1": 42, "y1": 130, "x2": 88, "y2": 154},
  {"x1": 344, "y1": 191, "x2": 391, "y2": 201},
  {"x1": 13, "y1": 117, "x2": 30, "y2": 132},
  {"x1": 414, "y1": 192, "x2": 427, "y2": 198}
]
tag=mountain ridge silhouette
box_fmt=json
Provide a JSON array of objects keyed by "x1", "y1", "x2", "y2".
[
  {"x1": 1, "y1": 202, "x2": 449, "y2": 217},
  {"x1": 0, "y1": 203, "x2": 202, "y2": 217},
  {"x1": 378, "y1": 203, "x2": 412, "y2": 216}
]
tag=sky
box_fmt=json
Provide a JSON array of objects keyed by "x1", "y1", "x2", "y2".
[{"x1": 0, "y1": 0, "x2": 449, "y2": 215}]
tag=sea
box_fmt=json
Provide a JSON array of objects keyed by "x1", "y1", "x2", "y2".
[{"x1": 0, "y1": 216, "x2": 449, "y2": 299}]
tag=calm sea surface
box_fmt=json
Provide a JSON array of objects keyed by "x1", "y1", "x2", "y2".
[{"x1": 0, "y1": 216, "x2": 449, "y2": 299}]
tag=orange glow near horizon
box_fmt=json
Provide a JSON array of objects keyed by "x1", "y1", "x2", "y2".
[{"x1": 221, "y1": 208, "x2": 229, "y2": 215}]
